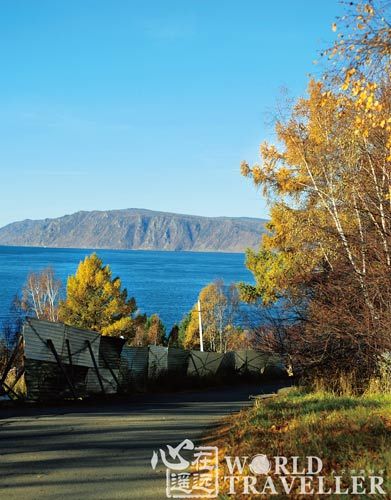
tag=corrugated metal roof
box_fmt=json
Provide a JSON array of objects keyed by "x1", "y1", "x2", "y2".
[
  {"x1": 21, "y1": 318, "x2": 286, "y2": 399},
  {"x1": 23, "y1": 319, "x2": 101, "y2": 368},
  {"x1": 234, "y1": 350, "x2": 269, "y2": 374},
  {"x1": 98, "y1": 336, "x2": 125, "y2": 369},
  {"x1": 148, "y1": 345, "x2": 168, "y2": 378},
  {"x1": 217, "y1": 351, "x2": 235, "y2": 374},
  {"x1": 61, "y1": 324, "x2": 101, "y2": 368},
  {"x1": 120, "y1": 346, "x2": 149, "y2": 379},
  {"x1": 86, "y1": 368, "x2": 119, "y2": 394},
  {"x1": 24, "y1": 359, "x2": 88, "y2": 401},
  {"x1": 167, "y1": 348, "x2": 189, "y2": 375},
  {"x1": 188, "y1": 351, "x2": 225, "y2": 377},
  {"x1": 23, "y1": 319, "x2": 65, "y2": 364}
]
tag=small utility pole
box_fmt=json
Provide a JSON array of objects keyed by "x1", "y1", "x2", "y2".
[{"x1": 198, "y1": 299, "x2": 204, "y2": 352}]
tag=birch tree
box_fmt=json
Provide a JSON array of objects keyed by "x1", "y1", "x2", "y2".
[
  {"x1": 240, "y1": 0, "x2": 391, "y2": 383},
  {"x1": 183, "y1": 280, "x2": 241, "y2": 352},
  {"x1": 21, "y1": 268, "x2": 61, "y2": 322}
]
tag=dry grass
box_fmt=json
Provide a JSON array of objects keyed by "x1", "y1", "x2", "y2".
[{"x1": 212, "y1": 387, "x2": 391, "y2": 499}]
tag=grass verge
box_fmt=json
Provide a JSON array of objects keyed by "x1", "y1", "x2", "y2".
[{"x1": 212, "y1": 387, "x2": 391, "y2": 499}]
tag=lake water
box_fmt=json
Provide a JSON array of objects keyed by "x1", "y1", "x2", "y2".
[{"x1": 0, "y1": 246, "x2": 253, "y2": 329}]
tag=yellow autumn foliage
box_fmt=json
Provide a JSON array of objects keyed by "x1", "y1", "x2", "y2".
[
  {"x1": 183, "y1": 281, "x2": 245, "y2": 352},
  {"x1": 59, "y1": 253, "x2": 136, "y2": 338}
]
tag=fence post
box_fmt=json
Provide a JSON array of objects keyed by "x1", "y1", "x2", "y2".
[{"x1": 85, "y1": 340, "x2": 105, "y2": 395}]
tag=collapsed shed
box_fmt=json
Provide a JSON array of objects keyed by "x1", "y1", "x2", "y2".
[
  {"x1": 0, "y1": 318, "x2": 287, "y2": 401},
  {"x1": 23, "y1": 318, "x2": 101, "y2": 400}
]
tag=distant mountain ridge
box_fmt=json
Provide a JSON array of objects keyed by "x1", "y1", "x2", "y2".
[{"x1": 0, "y1": 208, "x2": 266, "y2": 253}]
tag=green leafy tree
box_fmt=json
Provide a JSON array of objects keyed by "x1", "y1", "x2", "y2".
[
  {"x1": 59, "y1": 253, "x2": 136, "y2": 338},
  {"x1": 177, "y1": 313, "x2": 191, "y2": 348}
]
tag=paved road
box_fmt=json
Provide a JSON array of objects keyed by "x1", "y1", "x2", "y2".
[{"x1": 0, "y1": 382, "x2": 286, "y2": 500}]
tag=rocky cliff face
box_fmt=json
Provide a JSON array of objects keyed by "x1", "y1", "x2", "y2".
[{"x1": 0, "y1": 208, "x2": 266, "y2": 252}]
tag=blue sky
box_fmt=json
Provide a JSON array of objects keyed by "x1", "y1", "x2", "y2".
[{"x1": 0, "y1": 0, "x2": 342, "y2": 227}]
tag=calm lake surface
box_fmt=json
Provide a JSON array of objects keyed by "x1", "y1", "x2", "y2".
[{"x1": 0, "y1": 246, "x2": 253, "y2": 329}]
